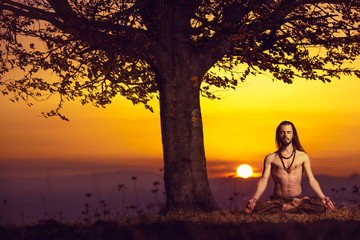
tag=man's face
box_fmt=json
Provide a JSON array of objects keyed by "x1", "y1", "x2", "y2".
[{"x1": 279, "y1": 124, "x2": 294, "y2": 147}]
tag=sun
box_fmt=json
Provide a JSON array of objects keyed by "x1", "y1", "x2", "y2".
[{"x1": 236, "y1": 164, "x2": 253, "y2": 178}]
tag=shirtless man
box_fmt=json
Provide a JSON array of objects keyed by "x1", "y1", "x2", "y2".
[{"x1": 246, "y1": 121, "x2": 335, "y2": 214}]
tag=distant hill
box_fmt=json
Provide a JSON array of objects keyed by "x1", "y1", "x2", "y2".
[
  {"x1": 0, "y1": 171, "x2": 359, "y2": 224},
  {"x1": 0, "y1": 170, "x2": 165, "y2": 224}
]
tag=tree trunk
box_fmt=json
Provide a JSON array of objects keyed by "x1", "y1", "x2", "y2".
[
  {"x1": 148, "y1": 2, "x2": 219, "y2": 212},
  {"x1": 156, "y1": 66, "x2": 219, "y2": 212}
]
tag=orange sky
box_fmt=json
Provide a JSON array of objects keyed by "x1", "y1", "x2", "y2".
[{"x1": 1, "y1": 65, "x2": 360, "y2": 178}]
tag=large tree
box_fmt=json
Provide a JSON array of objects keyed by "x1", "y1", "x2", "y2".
[{"x1": 1, "y1": 0, "x2": 360, "y2": 211}]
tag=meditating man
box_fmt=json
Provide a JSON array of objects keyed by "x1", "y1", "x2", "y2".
[{"x1": 246, "y1": 121, "x2": 335, "y2": 214}]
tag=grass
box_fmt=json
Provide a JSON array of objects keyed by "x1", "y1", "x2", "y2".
[
  {"x1": 1, "y1": 203, "x2": 359, "y2": 240},
  {"x1": 103, "y1": 203, "x2": 359, "y2": 225}
]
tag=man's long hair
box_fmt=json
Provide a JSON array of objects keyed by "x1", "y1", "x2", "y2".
[{"x1": 276, "y1": 121, "x2": 304, "y2": 151}]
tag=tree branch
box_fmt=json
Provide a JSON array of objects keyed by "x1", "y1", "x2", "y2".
[
  {"x1": 1, "y1": 0, "x2": 151, "y2": 59},
  {"x1": 1, "y1": 0, "x2": 64, "y2": 27}
]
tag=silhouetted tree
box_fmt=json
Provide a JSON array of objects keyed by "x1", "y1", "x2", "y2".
[{"x1": 1, "y1": 0, "x2": 360, "y2": 212}]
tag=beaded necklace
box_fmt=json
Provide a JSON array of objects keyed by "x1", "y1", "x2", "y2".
[{"x1": 278, "y1": 149, "x2": 296, "y2": 173}]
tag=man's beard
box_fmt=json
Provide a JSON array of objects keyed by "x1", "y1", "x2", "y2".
[{"x1": 281, "y1": 138, "x2": 292, "y2": 147}]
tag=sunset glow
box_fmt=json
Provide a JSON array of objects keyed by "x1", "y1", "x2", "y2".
[{"x1": 1, "y1": 68, "x2": 360, "y2": 178}]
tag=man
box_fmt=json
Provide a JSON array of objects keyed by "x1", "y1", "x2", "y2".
[{"x1": 246, "y1": 121, "x2": 335, "y2": 214}]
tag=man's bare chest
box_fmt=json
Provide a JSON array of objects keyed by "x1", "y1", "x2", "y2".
[{"x1": 272, "y1": 156, "x2": 304, "y2": 173}]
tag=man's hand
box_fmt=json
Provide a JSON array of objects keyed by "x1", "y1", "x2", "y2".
[
  {"x1": 321, "y1": 196, "x2": 335, "y2": 210},
  {"x1": 245, "y1": 198, "x2": 257, "y2": 214}
]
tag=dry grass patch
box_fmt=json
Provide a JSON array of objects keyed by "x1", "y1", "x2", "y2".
[
  {"x1": 115, "y1": 203, "x2": 360, "y2": 226},
  {"x1": 1, "y1": 205, "x2": 359, "y2": 240}
]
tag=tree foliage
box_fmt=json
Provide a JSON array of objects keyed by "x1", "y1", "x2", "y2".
[{"x1": 1, "y1": 0, "x2": 360, "y2": 119}]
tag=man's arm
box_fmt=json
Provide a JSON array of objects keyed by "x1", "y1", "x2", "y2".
[
  {"x1": 303, "y1": 154, "x2": 335, "y2": 210},
  {"x1": 246, "y1": 154, "x2": 272, "y2": 213}
]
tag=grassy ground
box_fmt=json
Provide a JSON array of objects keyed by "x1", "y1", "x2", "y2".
[{"x1": 1, "y1": 204, "x2": 360, "y2": 240}]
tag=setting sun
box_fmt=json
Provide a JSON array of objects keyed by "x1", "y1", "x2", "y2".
[{"x1": 236, "y1": 164, "x2": 253, "y2": 178}]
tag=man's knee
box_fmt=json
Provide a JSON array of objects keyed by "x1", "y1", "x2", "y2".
[
  {"x1": 253, "y1": 200, "x2": 283, "y2": 214},
  {"x1": 299, "y1": 197, "x2": 326, "y2": 213}
]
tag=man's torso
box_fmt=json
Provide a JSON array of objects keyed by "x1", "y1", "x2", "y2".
[{"x1": 268, "y1": 150, "x2": 306, "y2": 198}]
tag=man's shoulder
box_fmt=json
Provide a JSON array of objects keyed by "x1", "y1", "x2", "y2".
[
  {"x1": 265, "y1": 152, "x2": 278, "y2": 162},
  {"x1": 296, "y1": 150, "x2": 309, "y2": 159}
]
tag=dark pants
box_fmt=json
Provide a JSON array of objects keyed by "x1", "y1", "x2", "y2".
[{"x1": 253, "y1": 194, "x2": 326, "y2": 214}]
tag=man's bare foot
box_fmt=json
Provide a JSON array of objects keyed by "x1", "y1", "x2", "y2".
[
  {"x1": 281, "y1": 197, "x2": 307, "y2": 211},
  {"x1": 282, "y1": 203, "x2": 295, "y2": 211}
]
